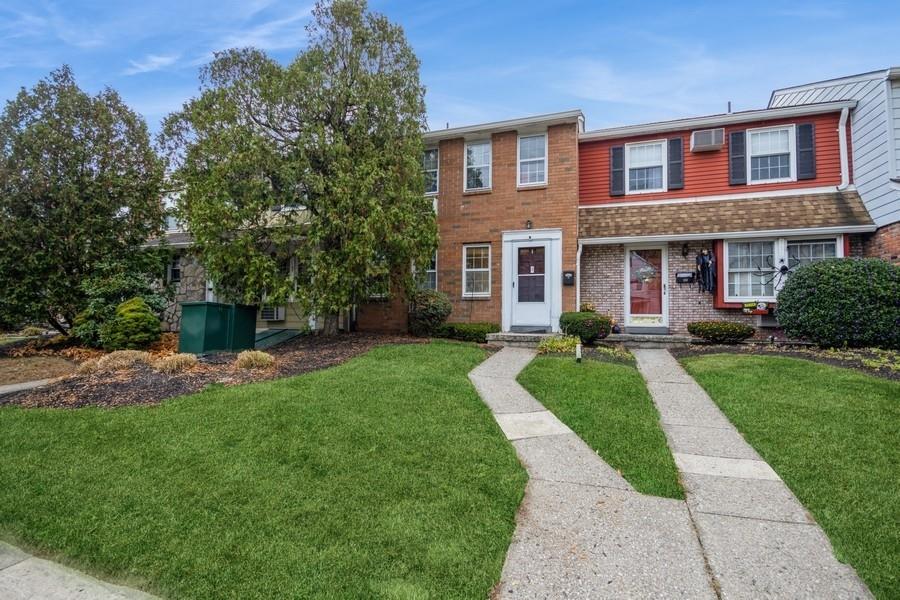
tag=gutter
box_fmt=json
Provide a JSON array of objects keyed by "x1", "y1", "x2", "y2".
[
  {"x1": 838, "y1": 107, "x2": 851, "y2": 190},
  {"x1": 575, "y1": 241, "x2": 583, "y2": 310}
]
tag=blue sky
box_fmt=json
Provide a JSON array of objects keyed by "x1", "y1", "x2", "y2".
[{"x1": 1, "y1": 1, "x2": 897, "y2": 134}]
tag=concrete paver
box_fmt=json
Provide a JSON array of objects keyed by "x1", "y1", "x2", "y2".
[
  {"x1": 471, "y1": 348, "x2": 718, "y2": 599},
  {"x1": 0, "y1": 543, "x2": 155, "y2": 600},
  {"x1": 633, "y1": 349, "x2": 872, "y2": 599},
  {"x1": 0, "y1": 379, "x2": 52, "y2": 396}
]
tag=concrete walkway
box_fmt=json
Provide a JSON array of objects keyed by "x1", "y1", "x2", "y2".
[
  {"x1": 0, "y1": 542, "x2": 156, "y2": 599},
  {"x1": 632, "y1": 349, "x2": 872, "y2": 599},
  {"x1": 0, "y1": 378, "x2": 52, "y2": 397},
  {"x1": 470, "y1": 348, "x2": 717, "y2": 599}
]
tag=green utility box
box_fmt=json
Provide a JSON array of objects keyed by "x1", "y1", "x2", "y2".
[{"x1": 179, "y1": 302, "x2": 258, "y2": 354}]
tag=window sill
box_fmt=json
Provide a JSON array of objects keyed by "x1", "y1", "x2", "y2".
[
  {"x1": 748, "y1": 178, "x2": 796, "y2": 185},
  {"x1": 461, "y1": 295, "x2": 491, "y2": 301},
  {"x1": 517, "y1": 184, "x2": 547, "y2": 191},
  {"x1": 725, "y1": 297, "x2": 777, "y2": 304},
  {"x1": 463, "y1": 188, "x2": 492, "y2": 196},
  {"x1": 625, "y1": 188, "x2": 666, "y2": 196}
]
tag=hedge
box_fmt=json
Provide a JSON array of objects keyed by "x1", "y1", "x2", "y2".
[
  {"x1": 775, "y1": 258, "x2": 899, "y2": 349},
  {"x1": 408, "y1": 289, "x2": 452, "y2": 337},
  {"x1": 434, "y1": 322, "x2": 500, "y2": 344},
  {"x1": 687, "y1": 321, "x2": 755, "y2": 344},
  {"x1": 559, "y1": 312, "x2": 612, "y2": 344}
]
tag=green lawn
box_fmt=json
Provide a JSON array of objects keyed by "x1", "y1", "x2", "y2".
[
  {"x1": 0, "y1": 341, "x2": 527, "y2": 599},
  {"x1": 517, "y1": 355, "x2": 682, "y2": 499},
  {"x1": 681, "y1": 354, "x2": 900, "y2": 599}
]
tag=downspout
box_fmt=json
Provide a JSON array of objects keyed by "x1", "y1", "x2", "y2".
[
  {"x1": 575, "y1": 241, "x2": 583, "y2": 310},
  {"x1": 837, "y1": 107, "x2": 850, "y2": 190}
]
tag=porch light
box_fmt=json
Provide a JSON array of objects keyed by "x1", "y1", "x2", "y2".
[{"x1": 525, "y1": 220, "x2": 533, "y2": 230}]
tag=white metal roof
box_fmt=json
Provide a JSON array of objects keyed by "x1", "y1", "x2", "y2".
[{"x1": 423, "y1": 109, "x2": 584, "y2": 143}]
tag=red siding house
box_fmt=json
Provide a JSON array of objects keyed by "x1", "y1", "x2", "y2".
[{"x1": 576, "y1": 101, "x2": 875, "y2": 335}]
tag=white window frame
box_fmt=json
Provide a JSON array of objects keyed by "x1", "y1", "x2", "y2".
[
  {"x1": 462, "y1": 244, "x2": 491, "y2": 298},
  {"x1": 724, "y1": 235, "x2": 843, "y2": 303},
  {"x1": 416, "y1": 251, "x2": 438, "y2": 291},
  {"x1": 423, "y1": 147, "x2": 439, "y2": 196},
  {"x1": 464, "y1": 140, "x2": 492, "y2": 192},
  {"x1": 166, "y1": 256, "x2": 182, "y2": 284},
  {"x1": 517, "y1": 133, "x2": 548, "y2": 187},
  {"x1": 624, "y1": 139, "x2": 667, "y2": 195},
  {"x1": 747, "y1": 124, "x2": 797, "y2": 185}
]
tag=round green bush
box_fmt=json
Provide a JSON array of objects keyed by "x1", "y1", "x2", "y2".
[
  {"x1": 775, "y1": 258, "x2": 899, "y2": 349},
  {"x1": 100, "y1": 297, "x2": 162, "y2": 351},
  {"x1": 687, "y1": 321, "x2": 755, "y2": 344},
  {"x1": 408, "y1": 289, "x2": 452, "y2": 336},
  {"x1": 559, "y1": 312, "x2": 612, "y2": 345}
]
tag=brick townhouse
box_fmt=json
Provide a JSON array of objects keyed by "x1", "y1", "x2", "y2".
[{"x1": 163, "y1": 67, "x2": 899, "y2": 337}]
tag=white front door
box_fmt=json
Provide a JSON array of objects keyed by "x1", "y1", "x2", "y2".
[
  {"x1": 511, "y1": 241, "x2": 551, "y2": 329},
  {"x1": 624, "y1": 245, "x2": 668, "y2": 329}
]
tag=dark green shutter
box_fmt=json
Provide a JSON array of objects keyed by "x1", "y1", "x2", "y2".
[
  {"x1": 796, "y1": 123, "x2": 816, "y2": 180},
  {"x1": 610, "y1": 146, "x2": 625, "y2": 196},
  {"x1": 729, "y1": 131, "x2": 746, "y2": 185},
  {"x1": 668, "y1": 137, "x2": 684, "y2": 190}
]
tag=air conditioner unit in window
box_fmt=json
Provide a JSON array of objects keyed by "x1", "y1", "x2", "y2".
[
  {"x1": 260, "y1": 305, "x2": 285, "y2": 321},
  {"x1": 690, "y1": 128, "x2": 725, "y2": 152}
]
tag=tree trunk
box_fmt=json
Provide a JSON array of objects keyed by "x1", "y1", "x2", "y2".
[
  {"x1": 47, "y1": 312, "x2": 69, "y2": 336},
  {"x1": 321, "y1": 313, "x2": 339, "y2": 336}
]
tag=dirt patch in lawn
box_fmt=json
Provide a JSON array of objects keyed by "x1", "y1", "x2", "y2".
[
  {"x1": 1, "y1": 333, "x2": 423, "y2": 409},
  {"x1": 671, "y1": 344, "x2": 900, "y2": 381},
  {"x1": 0, "y1": 356, "x2": 76, "y2": 386}
]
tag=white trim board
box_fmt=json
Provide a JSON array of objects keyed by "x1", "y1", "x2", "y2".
[
  {"x1": 579, "y1": 185, "x2": 855, "y2": 209},
  {"x1": 579, "y1": 225, "x2": 876, "y2": 246}
]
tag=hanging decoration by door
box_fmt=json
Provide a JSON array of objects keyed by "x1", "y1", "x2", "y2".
[{"x1": 696, "y1": 248, "x2": 716, "y2": 294}]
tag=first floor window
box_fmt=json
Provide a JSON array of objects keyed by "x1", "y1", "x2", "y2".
[
  {"x1": 725, "y1": 236, "x2": 841, "y2": 301},
  {"x1": 463, "y1": 245, "x2": 490, "y2": 297},
  {"x1": 727, "y1": 241, "x2": 775, "y2": 299},
  {"x1": 167, "y1": 256, "x2": 182, "y2": 284},
  {"x1": 465, "y1": 141, "x2": 491, "y2": 191},
  {"x1": 518, "y1": 134, "x2": 546, "y2": 186},
  {"x1": 418, "y1": 252, "x2": 437, "y2": 290},
  {"x1": 787, "y1": 238, "x2": 836, "y2": 269},
  {"x1": 626, "y1": 140, "x2": 666, "y2": 193},
  {"x1": 749, "y1": 126, "x2": 794, "y2": 183}
]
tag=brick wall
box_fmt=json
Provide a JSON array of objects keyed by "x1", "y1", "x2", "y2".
[
  {"x1": 579, "y1": 241, "x2": 756, "y2": 334},
  {"x1": 356, "y1": 293, "x2": 408, "y2": 333},
  {"x1": 434, "y1": 123, "x2": 580, "y2": 325},
  {"x1": 863, "y1": 222, "x2": 900, "y2": 263}
]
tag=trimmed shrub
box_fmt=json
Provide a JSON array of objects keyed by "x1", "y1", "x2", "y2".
[
  {"x1": 408, "y1": 289, "x2": 452, "y2": 336},
  {"x1": 687, "y1": 321, "x2": 755, "y2": 344},
  {"x1": 100, "y1": 297, "x2": 161, "y2": 351},
  {"x1": 559, "y1": 312, "x2": 612, "y2": 345},
  {"x1": 435, "y1": 322, "x2": 500, "y2": 344},
  {"x1": 776, "y1": 258, "x2": 900, "y2": 349},
  {"x1": 235, "y1": 350, "x2": 275, "y2": 370},
  {"x1": 537, "y1": 335, "x2": 579, "y2": 354},
  {"x1": 153, "y1": 353, "x2": 199, "y2": 374},
  {"x1": 96, "y1": 350, "x2": 151, "y2": 372}
]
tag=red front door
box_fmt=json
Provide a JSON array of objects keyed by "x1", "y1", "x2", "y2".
[{"x1": 627, "y1": 248, "x2": 665, "y2": 326}]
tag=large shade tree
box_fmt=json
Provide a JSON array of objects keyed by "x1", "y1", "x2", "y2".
[
  {"x1": 161, "y1": 0, "x2": 437, "y2": 332},
  {"x1": 0, "y1": 67, "x2": 164, "y2": 334}
]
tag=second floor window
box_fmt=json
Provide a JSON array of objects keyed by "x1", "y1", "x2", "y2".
[
  {"x1": 465, "y1": 141, "x2": 492, "y2": 191},
  {"x1": 518, "y1": 134, "x2": 547, "y2": 186},
  {"x1": 749, "y1": 126, "x2": 794, "y2": 183},
  {"x1": 423, "y1": 148, "x2": 439, "y2": 195},
  {"x1": 626, "y1": 140, "x2": 666, "y2": 193}
]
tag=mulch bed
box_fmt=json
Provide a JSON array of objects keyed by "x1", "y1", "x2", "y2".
[
  {"x1": 0, "y1": 333, "x2": 422, "y2": 409},
  {"x1": 670, "y1": 344, "x2": 900, "y2": 381}
]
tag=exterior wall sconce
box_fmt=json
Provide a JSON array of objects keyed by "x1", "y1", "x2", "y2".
[
  {"x1": 681, "y1": 243, "x2": 690, "y2": 257},
  {"x1": 525, "y1": 220, "x2": 533, "y2": 230}
]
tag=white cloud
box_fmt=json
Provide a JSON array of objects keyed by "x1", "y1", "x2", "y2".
[
  {"x1": 124, "y1": 53, "x2": 180, "y2": 75},
  {"x1": 218, "y1": 5, "x2": 314, "y2": 51}
]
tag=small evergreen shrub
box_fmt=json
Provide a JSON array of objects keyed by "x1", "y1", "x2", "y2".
[
  {"x1": 559, "y1": 312, "x2": 612, "y2": 344},
  {"x1": 537, "y1": 335, "x2": 579, "y2": 354},
  {"x1": 408, "y1": 289, "x2": 452, "y2": 336},
  {"x1": 235, "y1": 350, "x2": 275, "y2": 370},
  {"x1": 435, "y1": 322, "x2": 500, "y2": 343},
  {"x1": 99, "y1": 297, "x2": 162, "y2": 351},
  {"x1": 96, "y1": 350, "x2": 151, "y2": 371},
  {"x1": 776, "y1": 258, "x2": 899, "y2": 349},
  {"x1": 687, "y1": 321, "x2": 755, "y2": 344},
  {"x1": 153, "y1": 353, "x2": 199, "y2": 374}
]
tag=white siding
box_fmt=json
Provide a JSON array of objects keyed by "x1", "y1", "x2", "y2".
[
  {"x1": 892, "y1": 80, "x2": 900, "y2": 177},
  {"x1": 771, "y1": 72, "x2": 900, "y2": 227}
]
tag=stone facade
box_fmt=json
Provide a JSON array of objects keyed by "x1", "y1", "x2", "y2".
[{"x1": 161, "y1": 251, "x2": 206, "y2": 332}]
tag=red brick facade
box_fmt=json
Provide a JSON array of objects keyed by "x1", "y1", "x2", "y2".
[{"x1": 863, "y1": 222, "x2": 900, "y2": 263}]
